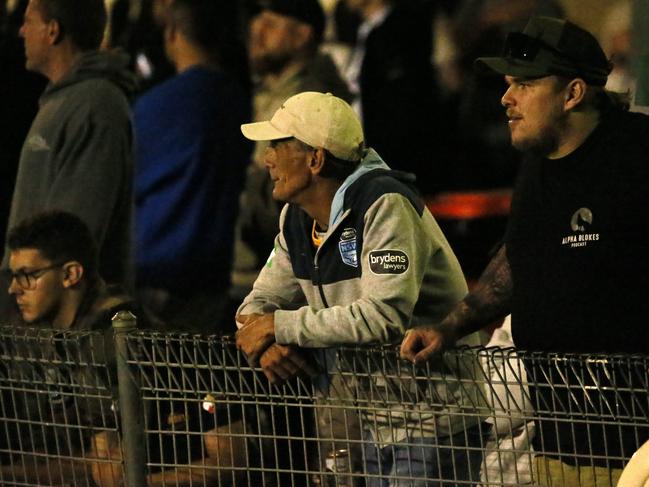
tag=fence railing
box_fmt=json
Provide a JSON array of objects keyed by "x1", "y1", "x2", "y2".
[{"x1": 1, "y1": 319, "x2": 648, "y2": 487}]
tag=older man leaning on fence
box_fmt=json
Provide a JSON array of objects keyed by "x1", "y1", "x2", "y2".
[{"x1": 235, "y1": 91, "x2": 488, "y2": 486}]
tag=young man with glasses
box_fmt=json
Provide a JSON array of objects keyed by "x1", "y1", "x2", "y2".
[
  {"x1": 6, "y1": 211, "x2": 132, "y2": 329},
  {"x1": 401, "y1": 16, "x2": 649, "y2": 487},
  {"x1": 0, "y1": 210, "x2": 141, "y2": 485}
]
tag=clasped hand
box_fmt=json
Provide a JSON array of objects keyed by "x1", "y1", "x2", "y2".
[
  {"x1": 399, "y1": 323, "x2": 456, "y2": 364},
  {"x1": 235, "y1": 313, "x2": 319, "y2": 384}
]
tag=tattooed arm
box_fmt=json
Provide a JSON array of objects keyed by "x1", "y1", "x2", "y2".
[{"x1": 400, "y1": 244, "x2": 512, "y2": 363}]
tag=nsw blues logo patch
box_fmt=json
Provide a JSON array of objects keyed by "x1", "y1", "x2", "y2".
[{"x1": 339, "y1": 228, "x2": 358, "y2": 267}]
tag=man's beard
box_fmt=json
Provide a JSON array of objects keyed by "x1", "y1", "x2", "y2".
[
  {"x1": 512, "y1": 126, "x2": 561, "y2": 157},
  {"x1": 512, "y1": 109, "x2": 566, "y2": 158},
  {"x1": 250, "y1": 51, "x2": 293, "y2": 77}
]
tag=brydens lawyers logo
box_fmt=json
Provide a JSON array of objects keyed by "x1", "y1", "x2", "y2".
[
  {"x1": 369, "y1": 250, "x2": 409, "y2": 274},
  {"x1": 561, "y1": 207, "x2": 600, "y2": 248}
]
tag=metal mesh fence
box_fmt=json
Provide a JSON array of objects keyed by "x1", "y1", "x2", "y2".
[
  {"x1": 1, "y1": 325, "x2": 648, "y2": 486},
  {"x1": 0, "y1": 325, "x2": 122, "y2": 486}
]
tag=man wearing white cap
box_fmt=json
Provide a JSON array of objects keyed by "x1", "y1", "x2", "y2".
[{"x1": 235, "y1": 91, "x2": 486, "y2": 486}]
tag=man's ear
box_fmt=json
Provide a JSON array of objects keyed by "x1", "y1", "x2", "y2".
[
  {"x1": 309, "y1": 148, "x2": 326, "y2": 175},
  {"x1": 564, "y1": 78, "x2": 587, "y2": 111},
  {"x1": 48, "y1": 18, "x2": 62, "y2": 45},
  {"x1": 62, "y1": 261, "x2": 84, "y2": 288},
  {"x1": 164, "y1": 21, "x2": 177, "y2": 44},
  {"x1": 292, "y1": 23, "x2": 314, "y2": 51}
]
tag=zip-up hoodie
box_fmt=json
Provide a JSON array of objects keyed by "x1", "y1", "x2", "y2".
[
  {"x1": 238, "y1": 150, "x2": 484, "y2": 442},
  {"x1": 5, "y1": 50, "x2": 136, "y2": 286}
]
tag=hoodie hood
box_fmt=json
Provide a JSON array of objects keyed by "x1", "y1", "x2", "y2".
[
  {"x1": 43, "y1": 49, "x2": 137, "y2": 101},
  {"x1": 329, "y1": 148, "x2": 390, "y2": 228}
]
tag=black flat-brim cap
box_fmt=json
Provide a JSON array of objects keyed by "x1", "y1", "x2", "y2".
[
  {"x1": 253, "y1": 0, "x2": 325, "y2": 43},
  {"x1": 474, "y1": 16, "x2": 612, "y2": 86}
]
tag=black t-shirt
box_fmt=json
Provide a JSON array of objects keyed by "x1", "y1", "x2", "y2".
[
  {"x1": 506, "y1": 108, "x2": 649, "y2": 354},
  {"x1": 505, "y1": 109, "x2": 649, "y2": 466}
]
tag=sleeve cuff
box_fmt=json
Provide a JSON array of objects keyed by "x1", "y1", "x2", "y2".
[{"x1": 274, "y1": 309, "x2": 299, "y2": 345}]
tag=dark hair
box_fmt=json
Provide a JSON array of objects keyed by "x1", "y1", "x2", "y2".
[
  {"x1": 169, "y1": 0, "x2": 251, "y2": 93},
  {"x1": 591, "y1": 88, "x2": 631, "y2": 113},
  {"x1": 36, "y1": 0, "x2": 106, "y2": 51},
  {"x1": 553, "y1": 75, "x2": 631, "y2": 113},
  {"x1": 8, "y1": 211, "x2": 99, "y2": 282}
]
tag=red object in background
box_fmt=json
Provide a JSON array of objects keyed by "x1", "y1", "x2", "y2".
[{"x1": 426, "y1": 190, "x2": 513, "y2": 220}]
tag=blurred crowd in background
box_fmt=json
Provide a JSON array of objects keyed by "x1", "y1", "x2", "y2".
[{"x1": 0, "y1": 0, "x2": 645, "y2": 332}]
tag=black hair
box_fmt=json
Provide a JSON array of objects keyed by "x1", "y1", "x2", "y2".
[
  {"x1": 8, "y1": 211, "x2": 99, "y2": 282},
  {"x1": 169, "y1": 0, "x2": 251, "y2": 94},
  {"x1": 37, "y1": 0, "x2": 106, "y2": 51},
  {"x1": 591, "y1": 88, "x2": 631, "y2": 113}
]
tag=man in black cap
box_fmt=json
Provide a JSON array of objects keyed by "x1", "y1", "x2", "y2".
[
  {"x1": 234, "y1": 0, "x2": 351, "y2": 294},
  {"x1": 401, "y1": 16, "x2": 649, "y2": 487}
]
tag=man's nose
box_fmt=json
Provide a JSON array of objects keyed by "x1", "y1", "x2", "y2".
[
  {"x1": 263, "y1": 146, "x2": 276, "y2": 168},
  {"x1": 8, "y1": 277, "x2": 20, "y2": 296},
  {"x1": 501, "y1": 86, "x2": 514, "y2": 108}
]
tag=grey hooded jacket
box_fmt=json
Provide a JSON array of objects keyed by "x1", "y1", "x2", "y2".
[
  {"x1": 238, "y1": 150, "x2": 485, "y2": 443},
  {"x1": 5, "y1": 50, "x2": 136, "y2": 286}
]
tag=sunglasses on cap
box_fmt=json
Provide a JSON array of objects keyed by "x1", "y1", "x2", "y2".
[{"x1": 503, "y1": 32, "x2": 578, "y2": 66}]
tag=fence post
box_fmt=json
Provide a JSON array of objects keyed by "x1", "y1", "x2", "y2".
[{"x1": 112, "y1": 310, "x2": 147, "y2": 486}]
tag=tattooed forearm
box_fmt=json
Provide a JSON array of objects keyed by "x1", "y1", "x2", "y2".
[{"x1": 439, "y1": 245, "x2": 512, "y2": 339}]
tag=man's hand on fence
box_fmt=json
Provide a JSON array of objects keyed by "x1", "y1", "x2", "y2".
[
  {"x1": 259, "y1": 343, "x2": 319, "y2": 384},
  {"x1": 400, "y1": 324, "x2": 455, "y2": 364},
  {"x1": 235, "y1": 313, "x2": 276, "y2": 366}
]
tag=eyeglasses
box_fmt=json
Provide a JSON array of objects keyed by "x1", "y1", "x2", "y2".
[{"x1": 5, "y1": 263, "x2": 63, "y2": 290}]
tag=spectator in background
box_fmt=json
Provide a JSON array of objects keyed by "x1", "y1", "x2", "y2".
[
  {"x1": 134, "y1": 0, "x2": 251, "y2": 333},
  {"x1": 598, "y1": 0, "x2": 649, "y2": 114},
  {"x1": 106, "y1": 0, "x2": 175, "y2": 94},
  {"x1": 0, "y1": 0, "x2": 46, "y2": 263},
  {"x1": 342, "y1": 0, "x2": 449, "y2": 193},
  {"x1": 233, "y1": 0, "x2": 351, "y2": 294},
  {"x1": 3, "y1": 0, "x2": 136, "y2": 290},
  {"x1": 401, "y1": 16, "x2": 649, "y2": 487}
]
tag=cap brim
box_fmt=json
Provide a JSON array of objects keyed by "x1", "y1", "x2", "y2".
[
  {"x1": 474, "y1": 57, "x2": 550, "y2": 78},
  {"x1": 240, "y1": 121, "x2": 291, "y2": 141}
]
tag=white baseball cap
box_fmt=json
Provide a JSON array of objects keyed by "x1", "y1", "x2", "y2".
[{"x1": 241, "y1": 91, "x2": 365, "y2": 162}]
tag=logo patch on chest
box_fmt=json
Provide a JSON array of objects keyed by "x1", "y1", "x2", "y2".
[
  {"x1": 369, "y1": 250, "x2": 409, "y2": 274},
  {"x1": 561, "y1": 207, "x2": 600, "y2": 248},
  {"x1": 338, "y1": 228, "x2": 358, "y2": 267}
]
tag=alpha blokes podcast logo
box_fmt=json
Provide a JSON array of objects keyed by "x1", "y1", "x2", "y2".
[{"x1": 561, "y1": 208, "x2": 600, "y2": 248}]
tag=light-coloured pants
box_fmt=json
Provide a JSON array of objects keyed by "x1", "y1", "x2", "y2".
[{"x1": 534, "y1": 455, "x2": 623, "y2": 487}]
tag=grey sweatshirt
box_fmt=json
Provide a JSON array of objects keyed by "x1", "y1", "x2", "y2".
[{"x1": 5, "y1": 50, "x2": 136, "y2": 286}]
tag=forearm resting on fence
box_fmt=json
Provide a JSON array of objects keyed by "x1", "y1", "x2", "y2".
[{"x1": 401, "y1": 244, "x2": 512, "y2": 363}]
